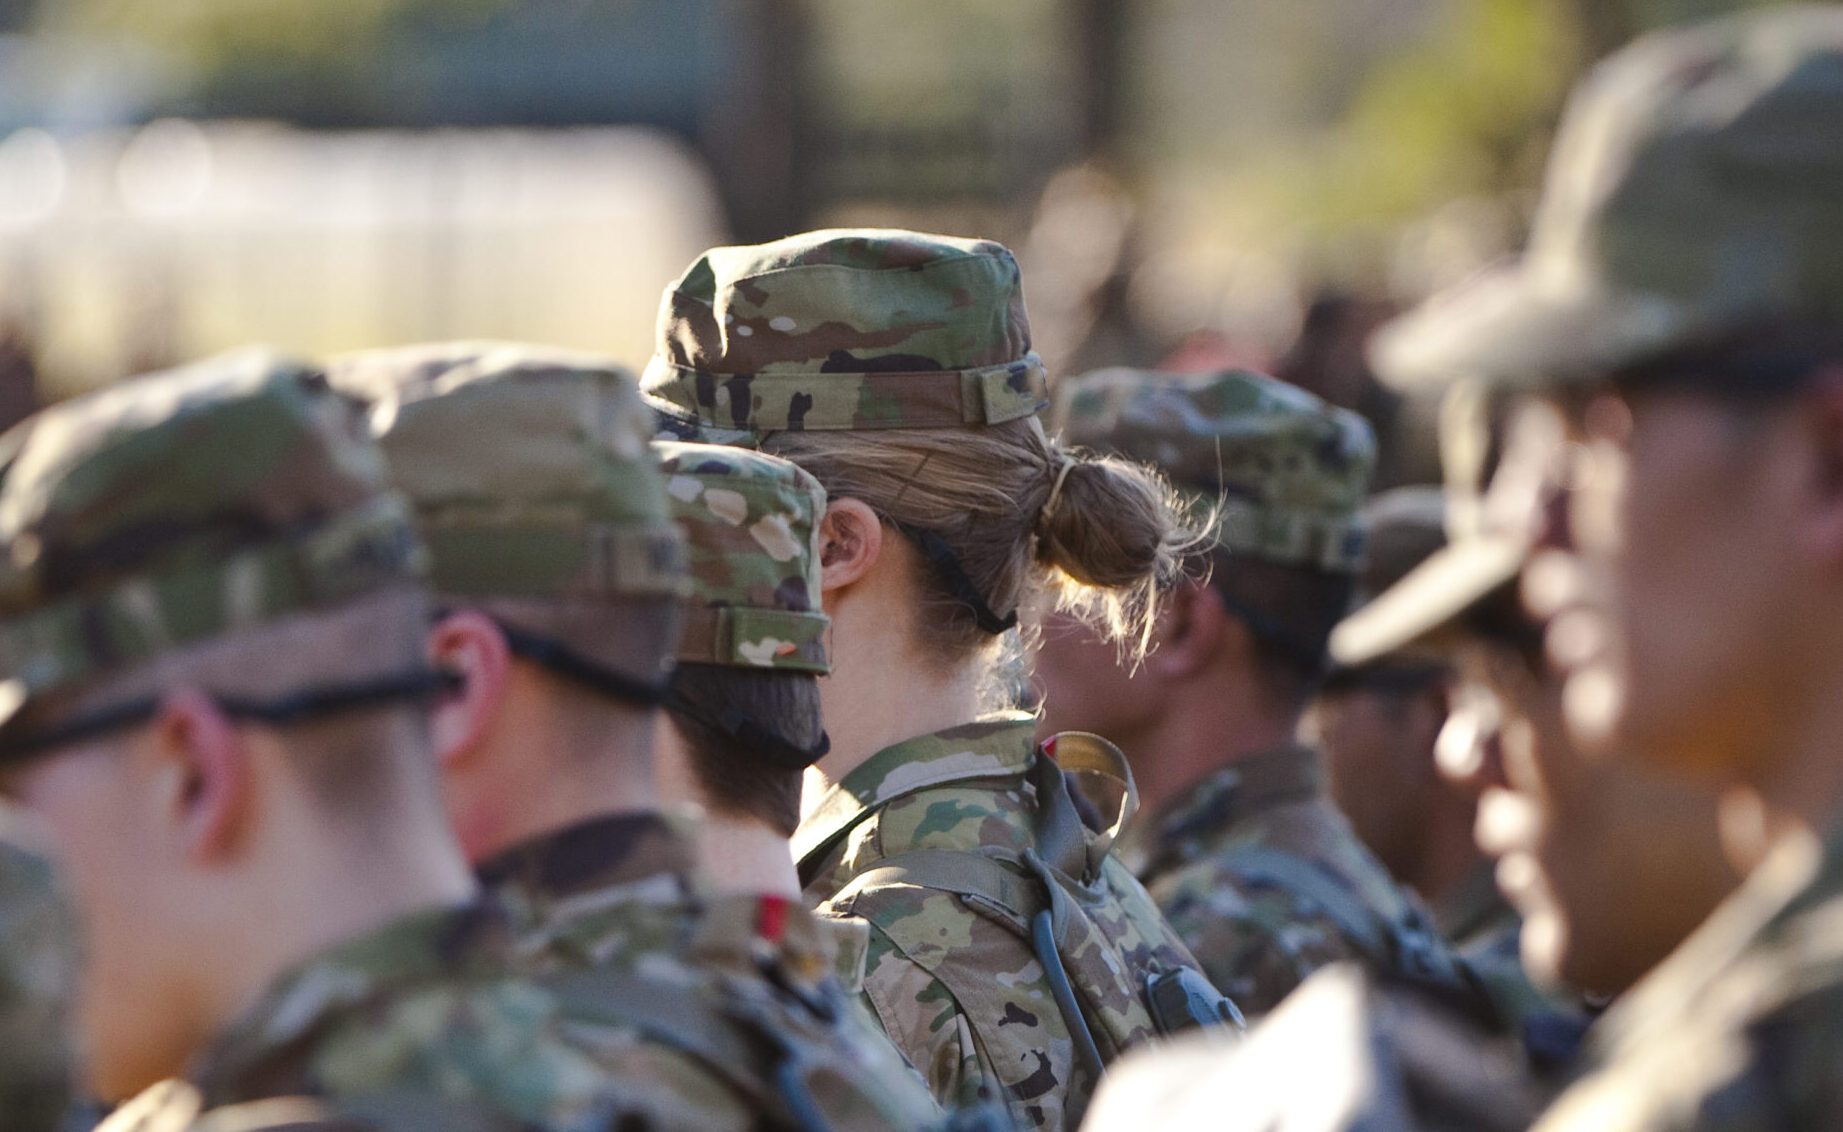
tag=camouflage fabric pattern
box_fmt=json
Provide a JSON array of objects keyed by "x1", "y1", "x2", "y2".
[
  {"x1": 1374, "y1": 6, "x2": 1843, "y2": 391},
  {"x1": 169, "y1": 900, "x2": 744, "y2": 1130},
  {"x1": 328, "y1": 342, "x2": 689, "y2": 605},
  {"x1": 0, "y1": 348, "x2": 424, "y2": 732},
  {"x1": 477, "y1": 811, "x2": 948, "y2": 1131},
  {"x1": 1532, "y1": 820, "x2": 1843, "y2": 1130},
  {"x1": 1119, "y1": 744, "x2": 1462, "y2": 1017},
  {"x1": 653, "y1": 441, "x2": 830, "y2": 673},
  {"x1": 1050, "y1": 368, "x2": 1375, "y2": 572},
  {"x1": 794, "y1": 715, "x2": 1208, "y2": 1131},
  {"x1": 641, "y1": 229, "x2": 1048, "y2": 443},
  {"x1": 0, "y1": 837, "x2": 74, "y2": 1132}
]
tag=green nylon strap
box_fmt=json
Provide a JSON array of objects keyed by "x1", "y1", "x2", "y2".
[
  {"x1": 840, "y1": 848, "x2": 1047, "y2": 935},
  {"x1": 0, "y1": 494, "x2": 423, "y2": 704},
  {"x1": 1041, "y1": 731, "x2": 1140, "y2": 873},
  {"x1": 1026, "y1": 752, "x2": 1095, "y2": 884}
]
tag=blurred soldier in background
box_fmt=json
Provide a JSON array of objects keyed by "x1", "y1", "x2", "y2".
[
  {"x1": 331, "y1": 343, "x2": 949, "y2": 1131},
  {"x1": 1310, "y1": 487, "x2": 1482, "y2": 935},
  {"x1": 1079, "y1": 383, "x2": 1740, "y2": 1132},
  {"x1": 0, "y1": 831, "x2": 74, "y2": 1132},
  {"x1": 1037, "y1": 368, "x2": 1472, "y2": 1017},
  {"x1": 643, "y1": 230, "x2": 1236, "y2": 1131},
  {"x1": 0, "y1": 350, "x2": 653, "y2": 1130},
  {"x1": 1370, "y1": 5, "x2": 1843, "y2": 1125},
  {"x1": 1312, "y1": 485, "x2": 1554, "y2": 1031}
]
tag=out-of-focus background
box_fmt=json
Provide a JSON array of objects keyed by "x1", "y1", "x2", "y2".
[{"x1": 0, "y1": 0, "x2": 1801, "y2": 477}]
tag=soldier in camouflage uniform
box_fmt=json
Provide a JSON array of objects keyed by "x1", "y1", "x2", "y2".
[
  {"x1": 1078, "y1": 388, "x2": 1737, "y2": 1132},
  {"x1": 330, "y1": 343, "x2": 951, "y2": 1132},
  {"x1": 642, "y1": 230, "x2": 1235, "y2": 1131},
  {"x1": 1360, "y1": 7, "x2": 1843, "y2": 1126},
  {"x1": 0, "y1": 349, "x2": 715, "y2": 1131},
  {"x1": 0, "y1": 832, "x2": 73, "y2": 1132},
  {"x1": 1037, "y1": 368, "x2": 1474, "y2": 1018},
  {"x1": 650, "y1": 439, "x2": 833, "y2": 898},
  {"x1": 1312, "y1": 485, "x2": 1557, "y2": 1031}
]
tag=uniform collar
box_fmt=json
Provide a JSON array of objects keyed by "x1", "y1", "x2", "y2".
[
  {"x1": 1122, "y1": 743, "x2": 1324, "y2": 875},
  {"x1": 791, "y1": 712, "x2": 1037, "y2": 873},
  {"x1": 474, "y1": 810, "x2": 699, "y2": 905}
]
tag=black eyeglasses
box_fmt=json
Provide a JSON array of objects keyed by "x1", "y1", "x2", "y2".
[{"x1": 0, "y1": 667, "x2": 461, "y2": 765}]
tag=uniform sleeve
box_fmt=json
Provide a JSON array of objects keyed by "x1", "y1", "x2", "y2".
[{"x1": 859, "y1": 922, "x2": 987, "y2": 1114}]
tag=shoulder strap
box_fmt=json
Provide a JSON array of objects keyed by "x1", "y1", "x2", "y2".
[
  {"x1": 841, "y1": 847, "x2": 1046, "y2": 931},
  {"x1": 1215, "y1": 844, "x2": 1396, "y2": 962}
]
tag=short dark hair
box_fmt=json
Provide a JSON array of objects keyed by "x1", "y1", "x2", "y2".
[
  {"x1": 1204, "y1": 549, "x2": 1355, "y2": 709},
  {"x1": 665, "y1": 664, "x2": 823, "y2": 838}
]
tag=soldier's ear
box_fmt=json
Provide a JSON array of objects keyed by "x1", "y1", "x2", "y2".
[
  {"x1": 151, "y1": 688, "x2": 249, "y2": 865},
  {"x1": 1148, "y1": 577, "x2": 1229, "y2": 680},
  {"x1": 425, "y1": 610, "x2": 512, "y2": 770},
  {"x1": 817, "y1": 498, "x2": 883, "y2": 593}
]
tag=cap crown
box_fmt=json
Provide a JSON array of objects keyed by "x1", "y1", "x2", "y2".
[
  {"x1": 0, "y1": 348, "x2": 423, "y2": 719},
  {"x1": 655, "y1": 441, "x2": 829, "y2": 673},
  {"x1": 1378, "y1": 5, "x2": 1843, "y2": 388},
  {"x1": 642, "y1": 229, "x2": 1047, "y2": 440},
  {"x1": 330, "y1": 342, "x2": 688, "y2": 605},
  {"x1": 1052, "y1": 368, "x2": 1375, "y2": 572},
  {"x1": 1549, "y1": 8, "x2": 1843, "y2": 318}
]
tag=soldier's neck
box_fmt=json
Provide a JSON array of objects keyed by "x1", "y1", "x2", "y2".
[
  {"x1": 696, "y1": 817, "x2": 802, "y2": 898},
  {"x1": 803, "y1": 587, "x2": 984, "y2": 814},
  {"x1": 1126, "y1": 669, "x2": 1302, "y2": 821},
  {"x1": 193, "y1": 773, "x2": 478, "y2": 1084}
]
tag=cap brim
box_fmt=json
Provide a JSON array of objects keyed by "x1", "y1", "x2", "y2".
[
  {"x1": 1329, "y1": 536, "x2": 1526, "y2": 666},
  {"x1": 1372, "y1": 261, "x2": 1694, "y2": 393}
]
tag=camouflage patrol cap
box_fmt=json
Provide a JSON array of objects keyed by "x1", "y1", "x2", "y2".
[
  {"x1": 330, "y1": 342, "x2": 688, "y2": 603},
  {"x1": 0, "y1": 348, "x2": 425, "y2": 731},
  {"x1": 329, "y1": 342, "x2": 690, "y2": 683},
  {"x1": 641, "y1": 228, "x2": 1048, "y2": 443},
  {"x1": 1051, "y1": 368, "x2": 1376, "y2": 573},
  {"x1": 1376, "y1": 5, "x2": 1843, "y2": 391},
  {"x1": 654, "y1": 441, "x2": 830, "y2": 674}
]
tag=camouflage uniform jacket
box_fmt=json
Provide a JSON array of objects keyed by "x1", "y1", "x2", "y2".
[
  {"x1": 1120, "y1": 743, "x2": 1465, "y2": 1017},
  {"x1": 793, "y1": 714, "x2": 1208, "y2": 1132},
  {"x1": 477, "y1": 811, "x2": 948, "y2": 1132},
  {"x1": 1533, "y1": 820, "x2": 1843, "y2": 1130},
  {"x1": 0, "y1": 841, "x2": 73, "y2": 1132},
  {"x1": 99, "y1": 901, "x2": 703, "y2": 1132}
]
